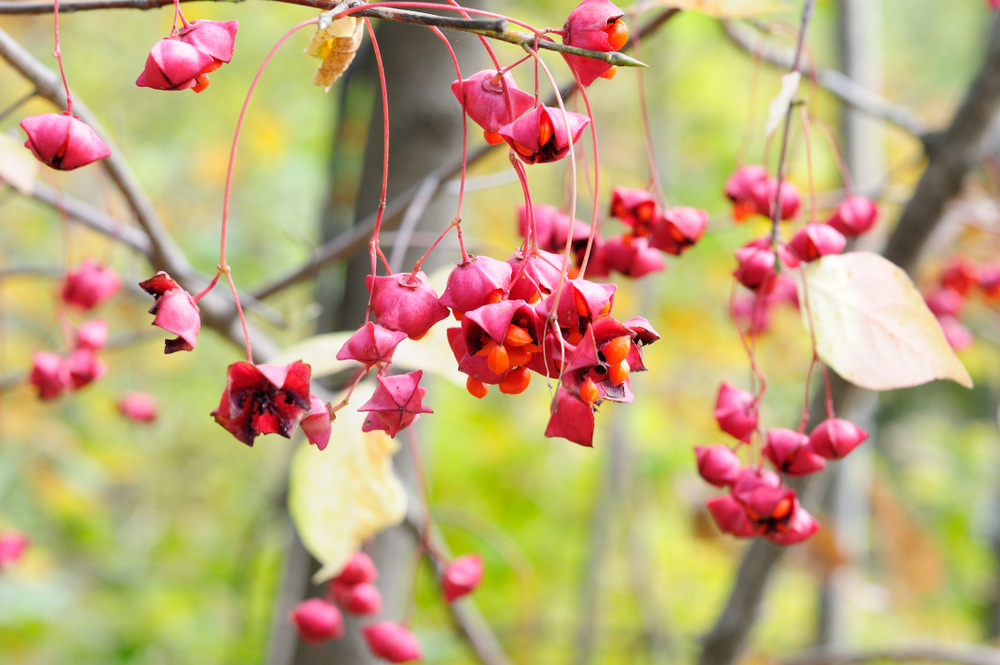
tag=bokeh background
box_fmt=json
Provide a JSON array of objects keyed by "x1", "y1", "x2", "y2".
[{"x1": 3, "y1": 0, "x2": 1000, "y2": 663}]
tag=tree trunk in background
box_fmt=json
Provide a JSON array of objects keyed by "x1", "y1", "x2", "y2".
[
  {"x1": 266, "y1": 12, "x2": 483, "y2": 665},
  {"x1": 815, "y1": 0, "x2": 884, "y2": 647}
]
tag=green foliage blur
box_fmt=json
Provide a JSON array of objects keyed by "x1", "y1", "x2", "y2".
[{"x1": 3, "y1": 0, "x2": 1000, "y2": 663}]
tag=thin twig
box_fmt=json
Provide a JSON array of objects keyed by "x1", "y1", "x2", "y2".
[
  {"x1": 722, "y1": 20, "x2": 927, "y2": 137},
  {"x1": 0, "y1": 0, "x2": 647, "y2": 69}
]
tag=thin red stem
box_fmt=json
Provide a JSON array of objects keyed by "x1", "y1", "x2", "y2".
[
  {"x1": 219, "y1": 17, "x2": 320, "y2": 360},
  {"x1": 52, "y1": 0, "x2": 72, "y2": 113},
  {"x1": 411, "y1": 25, "x2": 469, "y2": 272},
  {"x1": 366, "y1": 19, "x2": 393, "y2": 283}
]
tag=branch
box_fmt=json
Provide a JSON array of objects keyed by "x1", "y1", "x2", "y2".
[
  {"x1": 403, "y1": 512, "x2": 514, "y2": 665},
  {"x1": 782, "y1": 643, "x2": 1000, "y2": 665},
  {"x1": 0, "y1": 27, "x2": 287, "y2": 330},
  {"x1": 29, "y1": 181, "x2": 153, "y2": 257},
  {"x1": 252, "y1": 7, "x2": 678, "y2": 299},
  {"x1": 698, "y1": 14, "x2": 1000, "y2": 665},
  {"x1": 0, "y1": 27, "x2": 193, "y2": 279},
  {"x1": 0, "y1": 0, "x2": 647, "y2": 69},
  {"x1": 721, "y1": 20, "x2": 928, "y2": 137}
]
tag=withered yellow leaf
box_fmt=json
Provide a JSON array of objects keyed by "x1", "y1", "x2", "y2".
[
  {"x1": 306, "y1": 14, "x2": 365, "y2": 89},
  {"x1": 288, "y1": 391, "x2": 407, "y2": 582}
]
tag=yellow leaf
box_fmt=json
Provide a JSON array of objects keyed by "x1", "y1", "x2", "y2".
[
  {"x1": 798, "y1": 252, "x2": 973, "y2": 390},
  {"x1": 288, "y1": 394, "x2": 408, "y2": 583},
  {"x1": 306, "y1": 12, "x2": 365, "y2": 89}
]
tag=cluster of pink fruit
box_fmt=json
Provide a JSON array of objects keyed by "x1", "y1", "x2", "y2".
[
  {"x1": 922, "y1": 256, "x2": 1000, "y2": 351},
  {"x1": 29, "y1": 260, "x2": 118, "y2": 400},
  {"x1": 289, "y1": 551, "x2": 482, "y2": 662},
  {"x1": 697, "y1": 383, "x2": 869, "y2": 544},
  {"x1": 692, "y1": 167, "x2": 882, "y2": 544},
  {"x1": 521, "y1": 189, "x2": 708, "y2": 279},
  {"x1": 726, "y1": 165, "x2": 880, "y2": 336}
]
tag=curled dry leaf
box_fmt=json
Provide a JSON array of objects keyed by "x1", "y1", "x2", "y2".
[
  {"x1": 797, "y1": 251, "x2": 973, "y2": 391},
  {"x1": 288, "y1": 388, "x2": 407, "y2": 583},
  {"x1": 306, "y1": 13, "x2": 365, "y2": 90}
]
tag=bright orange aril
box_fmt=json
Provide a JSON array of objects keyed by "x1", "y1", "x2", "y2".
[
  {"x1": 498, "y1": 367, "x2": 531, "y2": 394},
  {"x1": 475, "y1": 339, "x2": 498, "y2": 357},
  {"x1": 488, "y1": 344, "x2": 510, "y2": 375},
  {"x1": 507, "y1": 346, "x2": 532, "y2": 367},
  {"x1": 605, "y1": 19, "x2": 629, "y2": 51},
  {"x1": 599, "y1": 66, "x2": 618, "y2": 80},
  {"x1": 609, "y1": 359, "x2": 630, "y2": 386},
  {"x1": 574, "y1": 290, "x2": 590, "y2": 318},
  {"x1": 466, "y1": 377, "x2": 488, "y2": 399},
  {"x1": 603, "y1": 335, "x2": 631, "y2": 365},
  {"x1": 772, "y1": 496, "x2": 793, "y2": 521},
  {"x1": 484, "y1": 130, "x2": 505, "y2": 146},
  {"x1": 504, "y1": 324, "x2": 533, "y2": 347},
  {"x1": 580, "y1": 377, "x2": 599, "y2": 406},
  {"x1": 537, "y1": 112, "x2": 554, "y2": 147}
]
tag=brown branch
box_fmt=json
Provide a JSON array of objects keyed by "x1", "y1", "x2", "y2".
[
  {"x1": 722, "y1": 20, "x2": 928, "y2": 137},
  {"x1": 697, "y1": 14, "x2": 1000, "y2": 665},
  {"x1": 0, "y1": 0, "x2": 646, "y2": 69},
  {"x1": 0, "y1": 27, "x2": 287, "y2": 331},
  {"x1": 782, "y1": 643, "x2": 1000, "y2": 665}
]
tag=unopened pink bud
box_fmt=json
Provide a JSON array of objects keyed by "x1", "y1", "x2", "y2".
[
  {"x1": 119, "y1": 391, "x2": 158, "y2": 423},
  {"x1": 442, "y1": 554, "x2": 484, "y2": 602},
  {"x1": 788, "y1": 223, "x2": 846, "y2": 262},
  {"x1": 808, "y1": 418, "x2": 868, "y2": 459},
  {"x1": 763, "y1": 428, "x2": 826, "y2": 476},
  {"x1": 300, "y1": 395, "x2": 332, "y2": 451},
  {"x1": 20, "y1": 112, "x2": 110, "y2": 171},
  {"x1": 0, "y1": 531, "x2": 28, "y2": 568},
  {"x1": 136, "y1": 38, "x2": 215, "y2": 91},
  {"x1": 826, "y1": 196, "x2": 879, "y2": 237},
  {"x1": 29, "y1": 351, "x2": 70, "y2": 400},
  {"x1": 333, "y1": 550, "x2": 378, "y2": 586},
  {"x1": 332, "y1": 581, "x2": 382, "y2": 615},
  {"x1": 706, "y1": 495, "x2": 757, "y2": 537},
  {"x1": 694, "y1": 445, "x2": 742, "y2": 487},
  {"x1": 362, "y1": 622, "x2": 422, "y2": 663},
  {"x1": 751, "y1": 177, "x2": 801, "y2": 221},
  {"x1": 61, "y1": 260, "x2": 121, "y2": 310},
  {"x1": 713, "y1": 382, "x2": 757, "y2": 441},
  {"x1": 290, "y1": 598, "x2": 343, "y2": 645},
  {"x1": 75, "y1": 319, "x2": 108, "y2": 351}
]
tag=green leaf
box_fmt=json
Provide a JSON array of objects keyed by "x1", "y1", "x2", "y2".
[
  {"x1": 287, "y1": 396, "x2": 408, "y2": 583},
  {"x1": 797, "y1": 252, "x2": 973, "y2": 391}
]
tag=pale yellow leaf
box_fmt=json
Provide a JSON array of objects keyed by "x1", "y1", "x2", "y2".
[
  {"x1": 798, "y1": 252, "x2": 973, "y2": 391},
  {"x1": 765, "y1": 72, "x2": 800, "y2": 139},
  {"x1": 0, "y1": 132, "x2": 39, "y2": 194},
  {"x1": 288, "y1": 396, "x2": 408, "y2": 583},
  {"x1": 642, "y1": 0, "x2": 790, "y2": 18}
]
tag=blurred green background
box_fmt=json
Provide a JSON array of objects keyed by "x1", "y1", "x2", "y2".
[{"x1": 3, "y1": 0, "x2": 1000, "y2": 663}]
